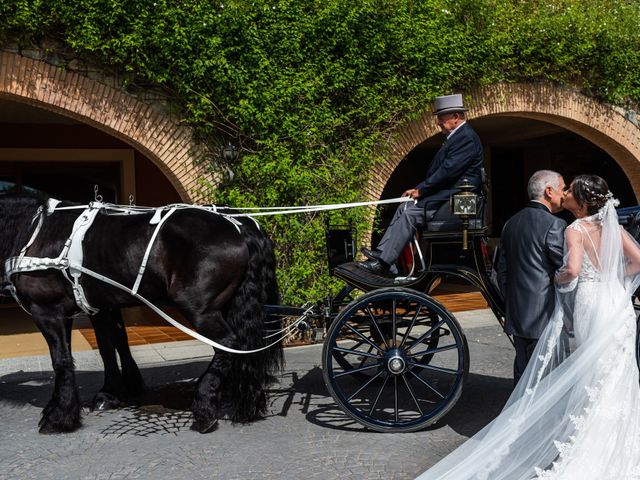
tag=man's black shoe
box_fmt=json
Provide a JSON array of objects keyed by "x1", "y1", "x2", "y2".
[
  {"x1": 360, "y1": 247, "x2": 382, "y2": 261},
  {"x1": 357, "y1": 258, "x2": 389, "y2": 275}
]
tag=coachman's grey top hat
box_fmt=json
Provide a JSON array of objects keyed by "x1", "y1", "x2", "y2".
[{"x1": 432, "y1": 94, "x2": 468, "y2": 115}]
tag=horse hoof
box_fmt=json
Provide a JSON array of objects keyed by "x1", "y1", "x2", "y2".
[
  {"x1": 38, "y1": 419, "x2": 61, "y2": 434},
  {"x1": 38, "y1": 414, "x2": 81, "y2": 434},
  {"x1": 90, "y1": 392, "x2": 123, "y2": 411},
  {"x1": 190, "y1": 418, "x2": 219, "y2": 434}
]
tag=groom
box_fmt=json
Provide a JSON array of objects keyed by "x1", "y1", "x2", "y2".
[{"x1": 496, "y1": 170, "x2": 567, "y2": 384}]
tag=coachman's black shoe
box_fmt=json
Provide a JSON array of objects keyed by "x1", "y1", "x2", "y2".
[
  {"x1": 357, "y1": 258, "x2": 390, "y2": 275},
  {"x1": 360, "y1": 247, "x2": 382, "y2": 261}
]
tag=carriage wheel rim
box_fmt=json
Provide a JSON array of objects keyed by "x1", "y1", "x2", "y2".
[{"x1": 322, "y1": 288, "x2": 469, "y2": 432}]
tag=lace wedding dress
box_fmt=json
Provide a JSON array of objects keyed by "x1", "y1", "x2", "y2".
[{"x1": 416, "y1": 199, "x2": 640, "y2": 480}]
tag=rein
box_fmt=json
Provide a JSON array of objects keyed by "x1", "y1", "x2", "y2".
[
  {"x1": 3, "y1": 199, "x2": 307, "y2": 354},
  {"x1": 4, "y1": 196, "x2": 411, "y2": 354}
]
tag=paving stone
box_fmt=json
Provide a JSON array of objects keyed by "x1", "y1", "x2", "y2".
[{"x1": 0, "y1": 312, "x2": 514, "y2": 479}]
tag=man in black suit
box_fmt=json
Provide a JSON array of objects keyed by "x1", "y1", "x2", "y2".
[
  {"x1": 359, "y1": 94, "x2": 484, "y2": 274},
  {"x1": 496, "y1": 170, "x2": 567, "y2": 384}
]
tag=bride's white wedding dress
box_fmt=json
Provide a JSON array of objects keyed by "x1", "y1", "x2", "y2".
[{"x1": 416, "y1": 198, "x2": 640, "y2": 480}]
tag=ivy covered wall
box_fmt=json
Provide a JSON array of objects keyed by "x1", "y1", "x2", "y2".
[{"x1": 1, "y1": 0, "x2": 639, "y2": 303}]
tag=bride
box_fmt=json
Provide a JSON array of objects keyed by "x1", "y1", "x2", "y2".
[{"x1": 417, "y1": 174, "x2": 640, "y2": 480}]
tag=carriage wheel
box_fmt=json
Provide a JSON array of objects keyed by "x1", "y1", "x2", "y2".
[{"x1": 322, "y1": 287, "x2": 469, "y2": 432}]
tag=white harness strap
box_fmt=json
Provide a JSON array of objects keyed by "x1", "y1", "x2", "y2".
[
  {"x1": 71, "y1": 263, "x2": 287, "y2": 354},
  {"x1": 5, "y1": 205, "x2": 50, "y2": 314},
  {"x1": 3, "y1": 201, "x2": 296, "y2": 354},
  {"x1": 12, "y1": 205, "x2": 45, "y2": 271},
  {"x1": 132, "y1": 206, "x2": 177, "y2": 295},
  {"x1": 65, "y1": 204, "x2": 102, "y2": 314},
  {"x1": 5, "y1": 202, "x2": 104, "y2": 315}
]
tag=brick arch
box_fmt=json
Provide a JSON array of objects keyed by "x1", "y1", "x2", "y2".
[
  {"x1": 371, "y1": 82, "x2": 640, "y2": 201},
  {"x1": 0, "y1": 51, "x2": 211, "y2": 202}
]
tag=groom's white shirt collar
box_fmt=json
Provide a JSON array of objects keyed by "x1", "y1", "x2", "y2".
[{"x1": 530, "y1": 200, "x2": 551, "y2": 213}]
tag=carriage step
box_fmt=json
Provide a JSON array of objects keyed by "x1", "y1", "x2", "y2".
[{"x1": 333, "y1": 262, "x2": 423, "y2": 290}]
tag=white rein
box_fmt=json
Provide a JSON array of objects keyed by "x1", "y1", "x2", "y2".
[{"x1": 4, "y1": 196, "x2": 411, "y2": 354}]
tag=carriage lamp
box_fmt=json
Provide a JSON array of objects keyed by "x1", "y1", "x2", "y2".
[{"x1": 451, "y1": 179, "x2": 478, "y2": 250}]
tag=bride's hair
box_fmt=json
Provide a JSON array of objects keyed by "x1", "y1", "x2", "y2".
[{"x1": 571, "y1": 174, "x2": 610, "y2": 215}]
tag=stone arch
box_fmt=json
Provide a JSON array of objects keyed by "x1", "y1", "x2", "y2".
[
  {"x1": 0, "y1": 51, "x2": 211, "y2": 202},
  {"x1": 370, "y1": 82, "x2": 640, "y2": 202}
]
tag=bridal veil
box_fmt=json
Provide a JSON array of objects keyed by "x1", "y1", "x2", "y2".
[{"x1": 416, "y1": 198, "x2": 640, "y2": 479}]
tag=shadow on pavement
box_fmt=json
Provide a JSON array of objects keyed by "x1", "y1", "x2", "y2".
[
  {"x1": 433, "y1": 372, "x2": 512, "y2": 437},
  {"x1": 268, "y1": 366, "x2": 512, "y2": 436},
  {"x1": 0, "y1": 361, "x2": 209, "y2": 411},
  {"x1": 0, "y1": 360, "x2": 511, "y2": 438}
]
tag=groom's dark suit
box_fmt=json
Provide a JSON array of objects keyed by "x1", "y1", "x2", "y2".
[{"x1": 496, "y1": 201, "x2": 566, "y2": 383}]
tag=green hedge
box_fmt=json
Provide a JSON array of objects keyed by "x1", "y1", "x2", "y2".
[{"x1": 1, "y1": 0, "x2": 639, "y2": 304}]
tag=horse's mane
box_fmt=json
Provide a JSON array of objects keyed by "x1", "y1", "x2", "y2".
[{"x1": 0, "y1": 193, "x2": 48, "y2": 260}]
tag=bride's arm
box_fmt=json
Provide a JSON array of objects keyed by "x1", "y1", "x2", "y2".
[
  {"x1": 621, "y1": 227, "x2": 640, "y2": 276},
  {"x1": 555, "y1": 228, "x2": 583, "y2": 286}
]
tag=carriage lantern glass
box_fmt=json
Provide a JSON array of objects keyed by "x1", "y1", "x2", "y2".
[
  {"x1": 452, "y1": 179, "x2": 477, "y2": 217},
  {"x1": 451, "y1": 179, "x2": 478, "y2": 250}
]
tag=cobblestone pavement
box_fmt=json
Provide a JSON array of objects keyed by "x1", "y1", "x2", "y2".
[{"x1": 0, "y1": 310, "x2": 514, "y2": 479}]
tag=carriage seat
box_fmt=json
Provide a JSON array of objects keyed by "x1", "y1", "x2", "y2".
[{"x1": 424, "y1": 195, "x2": 486, "y2": 233}]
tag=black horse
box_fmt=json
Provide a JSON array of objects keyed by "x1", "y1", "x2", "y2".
[{"x1": 0, "y1": 195, "x2": 282, "y2": 433}]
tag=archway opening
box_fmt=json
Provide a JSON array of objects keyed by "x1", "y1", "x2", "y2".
[
  {"x1": 0, "y1": 97, "x2": 182, "y2": 205},
  {"x1": 0, "y1": 97, "x2": 187, "y2": 358},
  {"x1": 378, "y1": 116, "x2": 636, "y2": 241}
]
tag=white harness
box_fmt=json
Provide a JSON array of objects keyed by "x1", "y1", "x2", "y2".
[
  {"x1": 4, "y1": 199, "x2": 176, "y2": 315},
  {"x1": 3, "y1": 199, "x2": 297, "y2": 355}
]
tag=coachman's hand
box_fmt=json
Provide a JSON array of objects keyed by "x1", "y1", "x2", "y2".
[{"x1": 402, "y1": 188, "x2": 420, "y2": 199}]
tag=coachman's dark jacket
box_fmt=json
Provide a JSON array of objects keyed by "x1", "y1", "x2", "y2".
[{"x1": 414, "y1": 122, "x2": 484, "y2": 208}]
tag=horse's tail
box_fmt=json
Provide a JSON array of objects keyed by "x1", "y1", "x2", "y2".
[{"x1": 222, "y1": 217, "x2": 283, "y2": 422}]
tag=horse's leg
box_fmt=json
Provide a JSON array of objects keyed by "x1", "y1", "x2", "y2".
[
  {"x1": 90, "y1": 310, "x2": 124, "y2": 409},
  {"x1": 189, "y1": 311, "x2": 235, "y2": 434},
  {"x1": 110, "y1": 309, "x2": 144, "y2": 396},
  {"x1": 31, "y1": 306, "x2": 82, "y2": 433},
  {"x1": 89, "y1": 309, "x2": 144, "y2": 410}
]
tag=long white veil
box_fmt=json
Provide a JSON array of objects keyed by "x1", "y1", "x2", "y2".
[{"x1": 417, "y1": 198, "x2": 640, "y2": 480}]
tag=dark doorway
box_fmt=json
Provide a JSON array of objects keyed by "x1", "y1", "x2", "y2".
[{"x1": 0, "y1": 162, "x2": 120, "y2": 202}]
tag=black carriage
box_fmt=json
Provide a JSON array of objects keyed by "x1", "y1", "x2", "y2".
[
  {"x1": 281, "y1": 184, "x2": 640, "y2": 433},
  {"x1": 320, "y1": 181, "x2": 502, "y2": 432}
]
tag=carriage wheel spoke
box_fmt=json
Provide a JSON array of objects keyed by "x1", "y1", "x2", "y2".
[
  {"x1": 347, "y1": 370, "x2": 385, "y2": 401},
  {"x1": 402, "y1": 374, "x2": 424, "y2": 415},
  {"x1": 407, "y1": 318, "x2": 446, "y2": 349},
  {"x1": 334, "y1": 361, "x2": 383, "y2": 378},
  {"x1": 358, "y1": 344, "x2": 375, "y2": 369},
  {"x1": 392, "y1": 299, "x2": 397, "y2": 346},
  {"x1": 344, "y1": 322, "x2": 384, "y2": 353},
  {"x1": 333, "y1": 345, "x2": 380, "y2": 360},
  {"x1": 407, "y1": 344, "x2": 459, "y2": 358},
  {"x1": 408, "y1": 360, "x2": 460, "y2": 376},
  {"x1": 365, "y1": 305, "x2": 389, "y2": 350},
  {"x1": 407, "y1": 369, "x2": 446, "y2": 399},
  {"x1": 399, "y1": 304, "x2": 422, "y2": 348},
  {"x1": 394, "y1": 376, "x2": 399, "y2": 423},
  {"x1": 367, "y1": 373, "x2": 390, "y2": 416}
]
